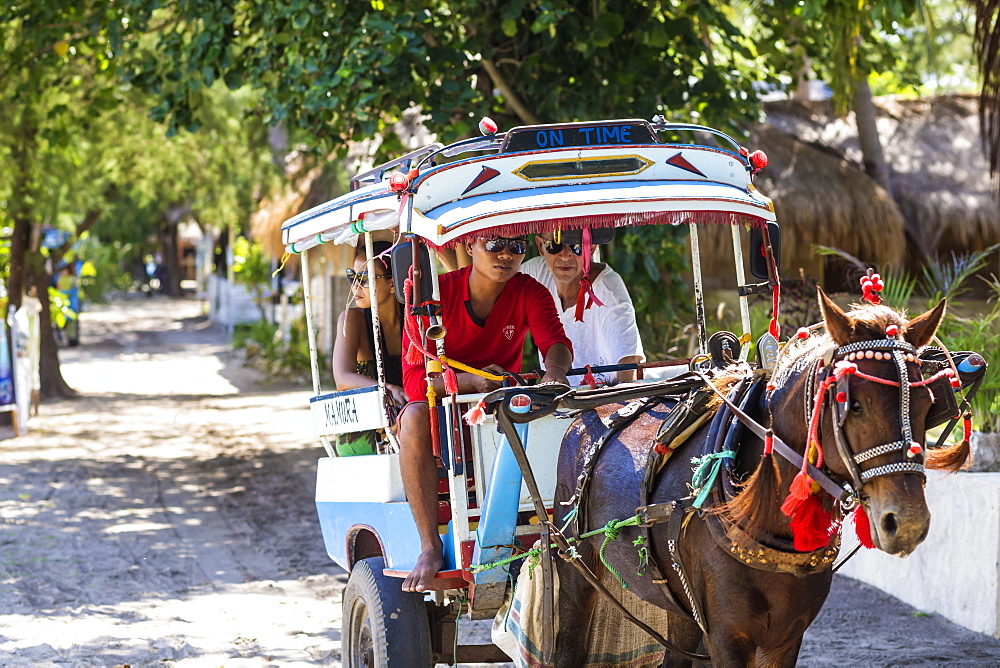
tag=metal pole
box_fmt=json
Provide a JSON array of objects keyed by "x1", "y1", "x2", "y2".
[
  {"x1": 731, "y1": 225, "x2": 751, "y2": 361},
  {"x1": 365, "y1": 232, "x2": 399, "y2": 453},
  {"x1": 689, "y1": 223, "x2": 708, "y2": 355},
  {"x1": 300, "y1": 249, "x2": 336, "y2": 457}
]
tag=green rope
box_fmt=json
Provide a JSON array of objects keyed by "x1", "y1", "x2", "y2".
[
  {"x1": 690, "y1": 450, "x2": 736, "y2": 509},
  {"x1": 633, "y1": 535, "x2": 648, "y2": 576},
  {"x1": 598, "y1": 519, "x2": 631, "y2": 589},
  {"x1": 469, "y1": 514, "x2": 644, "y2": 578},
  {"x1": 559, "y1": 505, "x2": 578, "y2": 532}
]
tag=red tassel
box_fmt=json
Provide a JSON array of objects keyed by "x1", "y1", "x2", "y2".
[
  {"x1": 780, "y1": 472, "x2": 813, "y2": 516},
  {"x1": 581, "y1": 365, "x2": 597, "y2": 389},
  {"x1": 443, "y1": 368, "x2": 458, "y2": 395},
  {"x1": 787, "y1": 494, "x2": 833, "y2": 552},
  {"x1": 405, "y1": 342, "x2": 424, "y2": 365},
  {"x1": 463, "y1": 399, "x2": 487, "y2": 426},
  {"x1": 853, "y1": 506, "x2": 875, "y2": 549}
]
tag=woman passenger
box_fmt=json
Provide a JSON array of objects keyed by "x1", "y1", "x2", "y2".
[{"x1": 332, "y1": 241, "x2": 407, "y2": 452}]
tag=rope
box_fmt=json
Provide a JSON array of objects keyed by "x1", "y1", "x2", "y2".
[
  {"x1": 598, "y1": 518, "x2": 631, "y2": 588},
  {"x1": 469, "y1": 514, "x2": 644, "y2": 580},
  {"x1": 690, "y1": 450, "x2": 736, "y2": 509}
]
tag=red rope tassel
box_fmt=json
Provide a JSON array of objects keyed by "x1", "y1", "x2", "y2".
[
  {"x1": 581, "y1": 364, "x2": 597, "y2": 389},
  {"x1": 463, "y1": 399, "x2": 487, "y2": 426},
  {"x1": 787, "y1": 494, "x2": 833, "y2": 552},
  {"x1": 443, "y1": 368, "x2": 458, "y2": 396},
  {"x1": 853, "y1": 505, "x2": 876, "y2": 549}
]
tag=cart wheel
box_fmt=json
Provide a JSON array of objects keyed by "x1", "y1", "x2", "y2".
[{"x1": 342, "y1": 556, "x2": 432, "y2": 667}]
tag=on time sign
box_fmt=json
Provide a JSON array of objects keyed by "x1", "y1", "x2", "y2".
[
  {"x1": 503, "y1": 121, "x2": 656, "y2": 153},
  {"x1": 310, "y1": 386, "x2": 389, "y2": 437}
]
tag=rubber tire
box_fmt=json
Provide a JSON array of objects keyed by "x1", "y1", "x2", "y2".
[{"x1": 342, "y1": 556, "x2": 432, "y2": 667}]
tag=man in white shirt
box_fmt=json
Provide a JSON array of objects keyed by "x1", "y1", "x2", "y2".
[{"x1": 520, "y1": 229, "x2": 644, "y2": 383}]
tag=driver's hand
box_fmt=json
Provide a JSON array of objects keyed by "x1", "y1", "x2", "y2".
[
  {"x1": 541, "y1": 367, "x2": 569, "y2": 386},
  {"x1": 477, "y1": 364, "x2": 505, "y2": 393}
]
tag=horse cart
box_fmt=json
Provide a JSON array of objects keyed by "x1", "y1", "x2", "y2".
[{"x1": 280, "y1": 117, "x2": 987, "y2": 666}]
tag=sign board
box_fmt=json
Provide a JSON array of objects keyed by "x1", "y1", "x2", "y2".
[
  {"x1": 503, "y1": 121, "x2": 656, "y2": 153},
  {"x1": 0, "y1": 318, "x2": 13, "y2": 407},
  {"x1": 310, "y1": 386, "x2": 389, "y2": 437}
]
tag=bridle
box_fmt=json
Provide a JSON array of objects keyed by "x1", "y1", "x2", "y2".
[
  {"x1": 812, "y1": 335, "x2": 956, "y2": 499},
  {"x1": 713, "y1": 330, "x2": 958, "y2": 507}
]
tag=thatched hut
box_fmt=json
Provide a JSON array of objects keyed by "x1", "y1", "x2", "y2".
[
  {"x1": 698, "y1": 123, "x2": 906, "y2": 287},
  {"x1": 763, "y1": 94, "x2": 1000, "y2": 273}
]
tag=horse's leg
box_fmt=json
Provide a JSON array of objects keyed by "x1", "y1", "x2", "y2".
[
  {"x1": 658, "y1": 612, "x2": 703, "y2": 668},
  {"x1": 552, "y1": 547, "x2": 598, "y2": 667}
]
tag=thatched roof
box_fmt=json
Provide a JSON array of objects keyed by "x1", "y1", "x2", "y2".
[
  {"x1": 698, "y1": 123, "x2": 906, "y2": 285},
  {"x1": 763, "y1": 94, "x2": 1000, "y2": 263}
]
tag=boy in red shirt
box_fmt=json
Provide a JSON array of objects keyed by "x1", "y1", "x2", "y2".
[{"x1": 398, "y1": 235, "x2": 572, "y2": 592}]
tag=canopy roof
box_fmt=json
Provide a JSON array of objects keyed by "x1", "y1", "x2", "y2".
[{"x1": 281, "y1": 119, "x2": 775, "y2": 254}]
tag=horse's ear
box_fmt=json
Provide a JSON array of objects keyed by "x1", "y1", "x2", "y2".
[
  {"x1": 904, "y1": 298, "x2": 947, "y2": 349},
  {"x1": 818, "y1": 287, "x2": 854, "y2": 345}
]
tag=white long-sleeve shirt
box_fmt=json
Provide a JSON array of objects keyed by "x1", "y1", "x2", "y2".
[{"x1": 520, "y1": 256, "x2": 644, "y2": 383}]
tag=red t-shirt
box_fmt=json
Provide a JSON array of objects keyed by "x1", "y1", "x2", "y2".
[{"x1": 402, "y1": 265, "x2": 572, "y2": 401}]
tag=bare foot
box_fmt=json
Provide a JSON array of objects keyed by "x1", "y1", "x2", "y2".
[{"x1": 401, "y1": 545, "x2": 443, "y2": 592}]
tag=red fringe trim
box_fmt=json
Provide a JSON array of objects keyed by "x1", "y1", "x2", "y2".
[{"x1": 427, "y1": 210, "x2": 769, "y2": 249}]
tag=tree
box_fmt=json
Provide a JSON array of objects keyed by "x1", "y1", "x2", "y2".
[
  {"x1": 119, "y1": 1, "x2": 767, "y2": 151},
  {"x1": 0, "y1": 3, "x2": 276, "y2": 397}
]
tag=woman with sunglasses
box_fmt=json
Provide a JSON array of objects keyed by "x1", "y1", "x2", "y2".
[
  {"x1": 520, "y1": 230, "x2": 644, "y2": 383},
  {"x1": 332, "y1": 242, "x2": 407, "y2": 453}
]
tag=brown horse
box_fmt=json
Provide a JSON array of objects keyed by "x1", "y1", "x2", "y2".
[{"x1": 552, "y1": 290, "x2": 968, "y2": 666}]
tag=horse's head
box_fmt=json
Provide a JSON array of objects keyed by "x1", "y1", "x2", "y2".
[{"x1": 812, "y1": 288, "x2": 947, "y2": 556}]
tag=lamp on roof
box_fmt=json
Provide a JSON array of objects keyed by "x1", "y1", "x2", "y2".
[{"x1": 478, "y1": 117, "x2": 498, "y2": 136}]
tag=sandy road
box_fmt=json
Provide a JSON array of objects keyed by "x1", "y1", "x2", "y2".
[
  {"x1": 0, "y1": 296, "x2": 997, "y2": 667},
  {"x1": 0, "y1": 297, "x2": 341, "y2": 666}
]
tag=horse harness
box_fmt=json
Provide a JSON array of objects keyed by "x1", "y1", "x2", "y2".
[
  {"x1": 559, "y1": 334, "x2": 941, "y2": 641},
  {"x1": 487, "y1": 334, "x2": 958, "y2": 661}
]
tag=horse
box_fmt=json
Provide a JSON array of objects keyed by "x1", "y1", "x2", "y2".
[{"x1": 551, "y1": 289, "x2": 968, "y2": 666}]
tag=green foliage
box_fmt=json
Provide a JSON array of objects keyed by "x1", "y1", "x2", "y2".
[
  {"x1": 117, "y1": 0, "x2": 769, "y2": 153},
  {"x1": 920, "y1": 244, "x2": 1000, "y2": 309},
  {"x1": 937, "y1": 276, "x2": 1000, "y2": 433},
  {"x1": 232, "y1": 237, "x2": 271, "y2": 290},
  {"x1": 48, "y1": 285, "x2": 76, "y2": 328},
  {"x1": 234, "y1": 315, "x2": 324, "y2": 383}
]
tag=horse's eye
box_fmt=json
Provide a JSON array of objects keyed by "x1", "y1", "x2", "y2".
[{"x1": 850, "y1": 399, "x2": 863, "y2": 413}]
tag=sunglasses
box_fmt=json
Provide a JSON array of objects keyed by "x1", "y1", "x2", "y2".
[
  {"x1": 542, "y1": 239, "x2": 583, "y2": 256},
  {"x1": 483, "y1": 237, "x2": 527, "y2": 255},
  {"x1": 347, "y1": 268, "x2": 391, "y2": 287}
]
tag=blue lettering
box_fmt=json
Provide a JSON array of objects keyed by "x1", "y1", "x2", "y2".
[
  {"x1": 547, "y1": 130, "x2": 565, "y2": 147},
  {"x1": 536, "y1": 130, "x2": 548, "y2": 148},
  {"x1": 579, "y1": 128, "x2": 594, "y2": 144},
  {"x1": 621, "y1": 126, "x2": 631, "y2": 142},
  {"x1": 602, "y1": 126, "x2": 622, "y2": 143}
]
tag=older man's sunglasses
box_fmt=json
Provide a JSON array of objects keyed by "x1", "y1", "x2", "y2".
[
  {"x1": 542, "y1": 239, "x2": 583, "y2": 256},
  {"x1": 347, "y1": 268, "x2": 391, "y2": 287},
  {"x1": 483, "y1": 237, "x2": 527, "y2": 255}
]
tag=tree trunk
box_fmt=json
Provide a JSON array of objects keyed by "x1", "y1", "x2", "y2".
[
  {"x1": 7, "y1": 105, "x2": 38, "y2": 313},
  {"x1": 854, "y1": 76, "x2": 934, "y2": 269},
  {"x1": 28, "y1": 264, "x2": 76, "y2": 399},
  {"x1": 853, "y1": 76, "x2": 893, "y2": 197}
]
